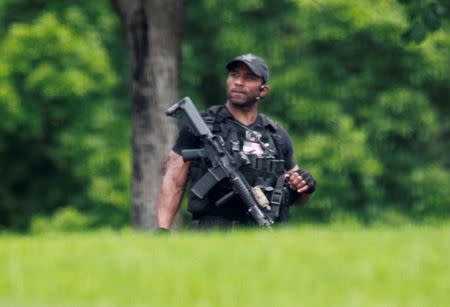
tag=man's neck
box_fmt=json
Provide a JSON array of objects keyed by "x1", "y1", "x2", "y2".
[{"x1": 225, "y1": 101, "x2": 259, "y2": 126}]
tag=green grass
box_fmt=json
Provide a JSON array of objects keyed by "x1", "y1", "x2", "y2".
[{"x1": 1, "y1": 225, "x2": 449, "y2": 307}]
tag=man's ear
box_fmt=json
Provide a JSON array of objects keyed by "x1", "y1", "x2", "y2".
[{"x1": 259, "y1": 84, "x2": 270, "y2": 97}]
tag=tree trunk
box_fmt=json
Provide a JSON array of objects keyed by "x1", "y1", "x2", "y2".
[{"x1": 113, "y1": 0, "x2": 186, "y2": 229}]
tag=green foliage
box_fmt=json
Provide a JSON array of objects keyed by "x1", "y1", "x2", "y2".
[
  {"x1": 295, "y1": 116, "x2": 383, "y2": 219},
  {"x1": 400, "y1": 0, "x2": 449, "y2": 42},
  {"x1": 1, "y1": 227, "x2": 450, "y2": 306},
  {"x1": 31, "y1": 207, "x2": 89, "y2": 233},
  {"x1": 410, "y1": 166, "x2": 450, "y2": 219},
  {"x1": 0, "y1": 1, "x2": 130, "y2": 230}
]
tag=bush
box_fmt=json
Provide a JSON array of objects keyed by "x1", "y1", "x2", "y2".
[{"x1": 31, "y1": 207, "x2": 90, "y2": 233}]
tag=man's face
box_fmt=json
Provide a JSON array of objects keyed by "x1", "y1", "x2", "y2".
[{"x1": 226, "y1": 63, "x2": 265, "y2": 108}]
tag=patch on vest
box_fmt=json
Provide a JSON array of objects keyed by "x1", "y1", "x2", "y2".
[{"x1": 242, "y1": 130, "x2": 264, "y2": 155}]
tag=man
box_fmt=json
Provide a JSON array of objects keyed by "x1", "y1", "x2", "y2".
[{"x1": 156, "y1": 54, "x2": 316, "y2": 230}]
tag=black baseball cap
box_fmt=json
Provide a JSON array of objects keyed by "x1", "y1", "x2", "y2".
[{"x1": 226, "y1": 54, "x2": 270, "y2": 84}]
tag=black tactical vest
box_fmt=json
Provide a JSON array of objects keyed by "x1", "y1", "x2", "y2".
[{"x1": 187, "y1": 105, "x2": 290, "y2": 221}]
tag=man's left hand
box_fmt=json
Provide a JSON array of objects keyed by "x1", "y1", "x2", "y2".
[{"x1": 287, "y1": 169, "x2": 316, "y2": 194}]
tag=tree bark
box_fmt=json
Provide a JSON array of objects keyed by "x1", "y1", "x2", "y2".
[{"x1": 113, "y1": 0, "x2": 186, "y2": 229}]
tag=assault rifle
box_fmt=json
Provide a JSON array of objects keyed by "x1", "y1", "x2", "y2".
[{"x1": 166, "y1": 97, "x2": 274, "y2": 228}]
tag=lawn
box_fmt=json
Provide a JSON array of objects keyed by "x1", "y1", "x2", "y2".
[{"x1": 1, "y1": 225, "x2": 449, "y2": 307}]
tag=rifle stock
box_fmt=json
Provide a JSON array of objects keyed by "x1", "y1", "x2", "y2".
[{"x1": 166, "y1": 97, "x2": 212, "y2": 138}]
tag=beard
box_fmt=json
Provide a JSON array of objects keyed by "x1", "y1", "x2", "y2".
[{"x1": 226, "y1": 90, "x2": 259, "y2": 109}]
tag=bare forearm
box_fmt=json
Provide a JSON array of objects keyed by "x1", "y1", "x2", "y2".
[
  {"x1": 156, "y1": 183, "x2": 185, "y2": 229},
  {"x1": 156, "y1": 151, "x2": 190, "y2": 229}
]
